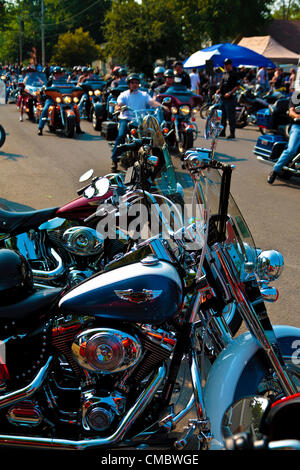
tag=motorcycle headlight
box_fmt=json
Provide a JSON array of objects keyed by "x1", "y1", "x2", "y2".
[
  {"x1": 257, "y1": 250, "x2": 284, "y2": 282},
  {"x1": 73, "y1": 97, "x2": 79, "y2": 103},
  {"x1": 63, "y1": 96, "x2": 72, "y2": 104},
  {"x1": 88, "y1": 90, "x2": 93, "y2": 96},
  {"x1": 171, "y1": 106, "x2": 178, "y2": 114},
  {"x1": 94, "y1": 89, "x2": 101, "y2": 96},
  {"x1": 192, "y1": 107, "x2": 198, "y2": 114},
  {"x1": 179, "y1": 105, "x2": 190, "y2": 116},
  {"x1": 56, "y1": 97, "x2": 62, "y2": 103}
]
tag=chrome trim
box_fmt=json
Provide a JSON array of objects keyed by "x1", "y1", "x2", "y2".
[
  {"x1": 32, "y1": 248, "x2": 65, "y2": 281},
  {"x1": 0, "y1": 357, "x2": 53, "y2": 410},
  {"x1": 0, "y1": 364, "x2": 166, "y2": 450}
]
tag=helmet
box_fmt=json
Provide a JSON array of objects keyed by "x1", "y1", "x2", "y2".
[
  {"x1": 53, "y1": 66, "x2": 61, "y2": 74},
  {"x1": 0, "y1": 249, "x2": 33, "y2": 303},
  {"x1": 119, "y1": 68, "x2": 127, "y2": 76},
  {"x1": 164, "y1": 69, "x2": 174, "y2": 77},
  {"x1": 112, "y1": 66, "x2": 120, "y2": 74},
  {"x1": 127, "y1": 73, "x2": 140, "y2": 83},
  {"x1": 82, "y1": 66, "x2": 88, "y2": 73},
  {"x1": 224, "y1": 58, "x2": 232, "y2": 65},
  {"x1": 88, "y1": 67, "x2": 94, "y2": 73},
  {"x1": 154, "y1": 66, "x2": 165, "y2": 75},
  {"x1": 26, "y1": 65, "x2": 36, "y2": 72}
]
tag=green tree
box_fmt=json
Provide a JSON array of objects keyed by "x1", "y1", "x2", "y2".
[
  {"x1": 272, "y1": 0, "x2": 300, "y2": 19},
  {"x1": 103, "y1": 0, "x2": 184, "y2": 76},
  {"x1": 50, "y1": 27, "x2": 102, "y2": 67}
]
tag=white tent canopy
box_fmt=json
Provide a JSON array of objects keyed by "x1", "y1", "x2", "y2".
[{"x1": 238, "y1": 36, "x2": 299, "y2": 64}]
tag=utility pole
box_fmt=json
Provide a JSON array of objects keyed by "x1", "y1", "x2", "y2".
[
  {"x1": 19, "y1": 0, "x2": 23, "y2": 65},
  {"x1": 41, "y1": 0, "x2": 45, "y2": 66}
]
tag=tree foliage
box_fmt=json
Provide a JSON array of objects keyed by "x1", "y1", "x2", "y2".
[
  {"x1": 50, "y1": 27, "x2": 102, "y2": 67},
  {"x1": 272, "y1": 0, "x2": 300, "y2": 19}
]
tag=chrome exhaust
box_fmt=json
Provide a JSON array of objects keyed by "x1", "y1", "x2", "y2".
[
  {"x1": 32, "y1": 248, "x2": 65, "y2": 282},
  {"x1": 0, "y1": 364, "x2": 166, "y2": 450}
]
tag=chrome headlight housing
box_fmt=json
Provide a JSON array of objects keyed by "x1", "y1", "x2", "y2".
[
  {"x1": 88, "y1": 90, "x2": 93, "y2": 96},
  {"x1": 171, "y1": 106, "x2": 178, "y2": 114},
  {"x1": 257, "y1": 250, "x2": 284, "y2": 282},
  {"x1": 179, "y1": 105, "x2": 190, "y2": 116},
  {"x1": 55, "y1": 97, "x2": 62, "y2": 103},
  {"x1": 94, "y1": 89, "x2": 101, "y2": 96},
  {"x1": 73, "y1": 97, "x2": 79, "y2": 103},
  {"x1": 63, "y1": 96, "x2": 72, "y2": 104}
]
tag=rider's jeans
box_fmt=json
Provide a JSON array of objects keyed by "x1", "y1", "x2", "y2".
[
  {"x1": 111, "y1": 119, "x2": 129, "y2": 163},
  {"x1": 274, "y1": 124, "x2": 300, "y2": 173},
  {"x1": 221, "y1": 97, "x2": 236, "y2": 135},
  {"x1": 38, "y1": 98, "x2": 53, "y2": 130}
]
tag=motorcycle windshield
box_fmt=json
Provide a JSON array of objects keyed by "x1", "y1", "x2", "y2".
[
  {"x1": 25, "y1": 72, "x2": 47, "y2": 87},
  {"x1": 152, "y1": 160, "x2": 257, "y2": 279},
  {"x1": 163, "y1": 84, "x2": 194, "y2": 103}
]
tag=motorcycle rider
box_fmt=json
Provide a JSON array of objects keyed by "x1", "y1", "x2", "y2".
[
  {"x1": 111, "y1": 68, "x2": 128, "y2": 88},
  {"x1": 216, "y1": 58, "x2": 240, "y2": 139},
  {"x1": 153, "y1": 69, "x2": 174, "y2": 95},
  {"x1": 150, "y1": 66, "x2": 165, "y2": 94},
  {"x1": 267, "y1": 97, "x2": 300, "y2": 184},
  {"x1": 37, "y1": 66, "x2": 84, "y2": 136},
  {"x1": 110, "y1": 73, "x2": 168, "y2": 171},
  {"x1": 19, "y1": 65, "x2": 36, "y2": 122},
  {"x1": 173, "y1": 60, "x2": 191, "y2": 89}
]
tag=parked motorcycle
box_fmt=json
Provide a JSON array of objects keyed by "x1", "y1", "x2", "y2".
[
  {"x1": 253, "y1": 99, "x2": 300, "y2": 179},
  {"x1": 156, "y1": 83, "x2": 202, "y2": 154},
  {"x1": 78, "y1": 79, "x2": 107, "y2": 130},
  {"x1": 19, "y1": 71, "x2": 47, "y2": 122},
  {"x1": 36, "y1": 85, "x2": 84, "y2": 137},
  {"x1": 0, "y1": 124, "x2": 5, "y2": 147},
  {"x1": 234, "y1": 85, "x2": 271, "y2": 128},
  {"x1": 0, "y1": 122, "x2": 299, "y2": 451}
]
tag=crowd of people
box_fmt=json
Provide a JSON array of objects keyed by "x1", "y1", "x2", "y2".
[{"x1": 1, "y1": 58, "x2": 299, "y2": 184}]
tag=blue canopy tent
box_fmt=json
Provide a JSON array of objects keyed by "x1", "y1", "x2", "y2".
[{"x1": 183, "y1": 43, "x2": 276, "y2": 69}]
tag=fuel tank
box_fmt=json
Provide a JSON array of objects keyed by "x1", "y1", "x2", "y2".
[
  {"x1": 56, "y1": 192, "x2": 113, "y2": 222},
  {"x1": 59, "y1": 257, "x2": 183, "y2": 324}
]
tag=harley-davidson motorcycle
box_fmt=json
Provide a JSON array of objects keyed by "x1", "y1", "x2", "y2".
[
  {"x1": 0, "y1": 112, "x2": 178, "y2": 291},
  {"x1": 156, "y1": 83, "x2": 202, "y2": 154},
  {"x1": 78, "y1": 79, "x2": 107, "y2": 130},
  {"x1": 19, "y1": 71, "x2": 47, "y2": 122},
  {"x1": 254, "y1": 99, "x2": 300, "y2": 179},
  {"x1": 0, "y1": 125, "x2": 299, "y2": 451},
  {"x1": 36, "y1": 85, "x2": 84, "y2": 137}
]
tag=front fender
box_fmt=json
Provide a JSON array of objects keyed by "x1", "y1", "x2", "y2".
[
  {"x1": 204, "y1": 325, "x2": 300, "y2": 450},
  {"x1": 93, "y1": 102, "x2": 106, "y2": 118}
]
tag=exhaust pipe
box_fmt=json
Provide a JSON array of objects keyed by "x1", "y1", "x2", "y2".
[
  {"x1": 0, "y1": 363, "x2": 166, "y2": 450},
  {"x1": 32, "y1": 248, "x2": 65, "y2": 282}
]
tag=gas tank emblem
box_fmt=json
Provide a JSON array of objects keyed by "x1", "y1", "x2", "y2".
[{"x1": 114, "y1": 289, "x2": 163, "y2": 304}]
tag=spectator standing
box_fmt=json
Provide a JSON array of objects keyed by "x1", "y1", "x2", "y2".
[{"x1": 189, "y1": 68, "x2": 200, "y2": 93}]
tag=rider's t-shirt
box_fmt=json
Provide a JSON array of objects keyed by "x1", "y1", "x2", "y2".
[{"x1": 117, "y1": 89, "x2": 151, "y2": 119}]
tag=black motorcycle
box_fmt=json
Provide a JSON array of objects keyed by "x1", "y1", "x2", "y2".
[
  {"x1": 79, "y1": 79, "x2": 107, "y2": 130},
  {"x1": 0, "y1": 124, "x2": 5, "y2": 147},
  {"x1": 254, "y1": 98, "x2": 300, "y2": 179}
]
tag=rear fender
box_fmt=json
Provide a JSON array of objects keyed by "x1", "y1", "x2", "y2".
[{"x1": 204, "y1": 325, "x2": 300, "y2": 449}]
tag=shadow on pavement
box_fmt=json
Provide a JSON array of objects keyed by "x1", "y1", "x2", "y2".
[
  {"x1": 0, "y1": 198, "x2": 35, "y2": 211},
  {"x1": 0, "y1": 151, "x2": 26, "y2": 161}
]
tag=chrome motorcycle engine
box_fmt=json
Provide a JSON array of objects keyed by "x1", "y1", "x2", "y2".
[
  {"x1": 72, "y1": 328, "x2": 142, "y2": 374},
  {"x1": 62, "y1": 226, "x2": 104, "y2": 256}
]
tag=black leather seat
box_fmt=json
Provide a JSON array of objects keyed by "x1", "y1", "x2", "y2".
[
  {"x1": 0, "y1": 207, "x2": 59, "y2": 235},
  {"x1": 0, "y1": 288, "x2": 62, "y2": 321}
]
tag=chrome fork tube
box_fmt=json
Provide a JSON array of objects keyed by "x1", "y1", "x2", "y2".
[{"x1": 215, "y1": 245, "x2": 297, "y2": 396}]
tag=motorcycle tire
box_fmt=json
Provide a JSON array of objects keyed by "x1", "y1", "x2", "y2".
[
  {"x1": 235, "y1": 119, "x2": 247, "y2": 129},
  {"x1": 205, "y1": 325, "x2": 300, "y2": 450},
  {"x1": 0, "y1": 124, "x2": 6, "y2": 148},
  {"x1": 92, "y1": 109, "x2": 102, "y2": 131},
  {"x1": 65, "y1": 116, "x2": 75, "y2": 138},
  {"x1": 183, "y1": 131, "x2": 194, "y2": 152}
]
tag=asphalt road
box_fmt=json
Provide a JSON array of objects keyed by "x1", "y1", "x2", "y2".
[{"x1": 0, "y1": 102, "x2": 299, "y2": 328}]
